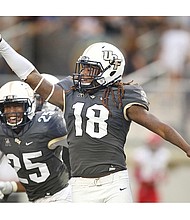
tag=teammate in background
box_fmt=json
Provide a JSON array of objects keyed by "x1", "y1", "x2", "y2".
[
  {"x1": 0, "y1": 35, "x2": 190, "y2": 203},
  {"x1": 0, "y1": 81, "x2": 71, "y2": 202},
  {"x1": 132, "y1": 133, "x2": 171, "y2": 202},
  {"x1": 0, "y1": 74, "x2": 70, "y2": 202}
]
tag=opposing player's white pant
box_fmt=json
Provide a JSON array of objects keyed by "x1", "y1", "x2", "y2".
[
  {"x1": 33, "y1": 184, "x2": 72, "y2": 203},
  {"x1": 70, "y1": 170, "x2": 133, "y2": 203}
]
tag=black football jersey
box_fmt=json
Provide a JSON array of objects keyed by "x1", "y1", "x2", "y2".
[
  {"x1": 58, "y1": 79, "x2": 149, "y2": 177},
  {"x1": 0, "y1": 111, "x2": 69, "y2": 201}
]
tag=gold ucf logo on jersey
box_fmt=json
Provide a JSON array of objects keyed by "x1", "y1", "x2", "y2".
[
  {"x1": 15, "y1": 138, "x2": 21, "y2": 145},
  {"x1": 4, "y1": 138, "x2": 11, "y2": 147}
]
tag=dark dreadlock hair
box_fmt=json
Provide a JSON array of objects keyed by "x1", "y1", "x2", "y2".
[
  {"x1": 101, "y1": 80, "x2": 134, "y2": 114},
  {"x1": 67, "y1": 80, "x2": 134, "y2": 115}
]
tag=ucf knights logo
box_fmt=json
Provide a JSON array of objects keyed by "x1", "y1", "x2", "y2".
[{"x1": 102, "y1": 50, "x2": 122, "y2": 70}]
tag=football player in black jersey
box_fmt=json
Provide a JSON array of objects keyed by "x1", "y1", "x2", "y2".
[
  {"x1": 0, "y1": 80, "x2": 71, "y2": 202},
  {"x1": 1, "y1": 35, "x2": 190, "y2": 203}
]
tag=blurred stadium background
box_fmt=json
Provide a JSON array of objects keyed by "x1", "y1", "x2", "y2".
[{"x1": 1, "y1": 16, "x2": 190, "y2": 202}]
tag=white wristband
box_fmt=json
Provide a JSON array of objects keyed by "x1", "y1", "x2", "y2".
[
  {"x1": 34, "y1": 77, "x2": 45, "y2": 92},
  {"x1": 45, "y1": 84, "x2": 55, "y2": 102},
  {"x1": 0, "y1": 38, "x2": 35, "y2": 80},
  {"x1": 11, "y1": 181, "x2": 18, "y2": 192}
]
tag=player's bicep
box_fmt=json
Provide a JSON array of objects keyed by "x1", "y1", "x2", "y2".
[
  {"x1": 127, "y1": 105, "x2": 163, "y2": 132},
  {"x1": 126, "y1": 105, "x2": 147, "y2": 121}
]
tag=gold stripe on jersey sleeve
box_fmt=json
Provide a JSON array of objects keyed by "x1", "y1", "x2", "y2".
[{"x1": 48, "y1": 135, "x2": 68, "y2": 150}]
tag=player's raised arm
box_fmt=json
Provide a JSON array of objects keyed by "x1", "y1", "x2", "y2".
[
  {"x1": 0, "y1": 34, "x2": 64, "y2": 111},
  {"x1": 127, "y1": 105, "x2": 190, "y2": 158}
]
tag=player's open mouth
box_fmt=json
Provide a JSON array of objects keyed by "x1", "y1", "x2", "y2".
[{"x1": 7, "y1": 115, "x2": 22, "y2": 125}]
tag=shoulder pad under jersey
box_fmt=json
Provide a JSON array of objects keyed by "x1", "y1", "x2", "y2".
[
  {"x1": 123, "y1": 83, "x2": 149, "y2": 110},
  {"x1": 36, "y1": 111, "x2": 67, "y2": 137},
  {"x1": 58, "y1": 76, "x2": 73, "y2": 91}
]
